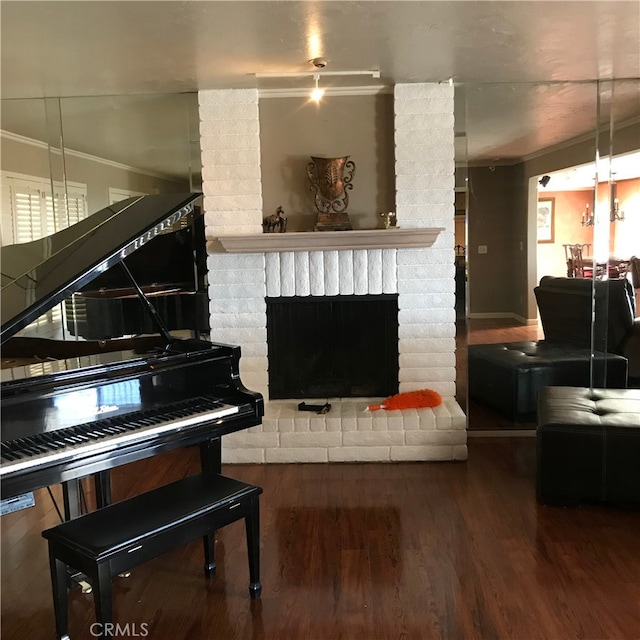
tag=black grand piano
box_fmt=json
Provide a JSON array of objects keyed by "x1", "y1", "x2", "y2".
[{"x1": 1, "y1": 193, "x2": 264, "y2": 517}]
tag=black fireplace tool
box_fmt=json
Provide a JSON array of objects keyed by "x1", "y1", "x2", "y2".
[{"x1": 298, "y1": 401, "x2": 331, "y2": 414}]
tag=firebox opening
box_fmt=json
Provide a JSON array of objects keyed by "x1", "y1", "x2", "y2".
[{"x1": 266, "y1": 294, "x2": 399, "y2": 399}]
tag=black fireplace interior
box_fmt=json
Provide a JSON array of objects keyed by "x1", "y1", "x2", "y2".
[{"x1": 266, "y1": 294, "x2": 399, "y2": 399}]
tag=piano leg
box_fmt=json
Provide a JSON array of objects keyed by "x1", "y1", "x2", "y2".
[
  {"x1": 61, "y1": 480, "x2": 81, "y2": 520},
  {"x1": 94, "y1": 470, "x2": 111, "y2": 509},
  {"x1": 200, "y1": 437, "x2": 222, "y2": 474},
  {"x1": 62, "y1": 472, "x2": 110, "y2": 517}
]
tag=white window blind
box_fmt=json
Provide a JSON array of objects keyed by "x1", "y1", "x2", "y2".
[
  {"x1": 15, "y1": 183, "x2": 44, "y2": 243},
  {"x1": 1, "y1": 172, "x2": 88, "y2": 338},
  {"x1": 1, "y1": 173, "x2": 88, "y2": 245}
]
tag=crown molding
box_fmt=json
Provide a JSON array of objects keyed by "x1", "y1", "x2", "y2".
[
  {"x1": 521, "y1": 115, "x2": 640, "y2": 163},
  {"x1": 0, "y1": 129, "x2": 182, "y2": 182}
]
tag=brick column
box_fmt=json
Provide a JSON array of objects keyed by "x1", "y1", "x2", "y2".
[
  {"x1": 394, "y1": 83, "x2": 456, "y2": 398},
  {"x1": 199, "y1": 89, "x2": 268, "y2": 399}
]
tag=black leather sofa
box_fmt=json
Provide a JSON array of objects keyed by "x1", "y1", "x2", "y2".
[
  {"x1": 535, "y1": 276, "x2": 640, "y2": 379},
  {"x1": 468, "y1": 276, "x2": 640, "y2": 421}
]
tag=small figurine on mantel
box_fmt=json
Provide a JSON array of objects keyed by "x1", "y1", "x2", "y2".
[
  {"x1": 263, "y1": 206, "x2": 287, "y2": 233},
  {"x1": 379, "y1": 211, "x2": 397, "y2": 229}
]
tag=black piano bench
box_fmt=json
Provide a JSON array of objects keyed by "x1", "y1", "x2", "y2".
[{"x1": 42, "y1": 473, "x2": 263, "y2": 640}]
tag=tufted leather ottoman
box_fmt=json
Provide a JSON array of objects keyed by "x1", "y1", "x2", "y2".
[
  {"x1": 537, "y1": 386, "x2": 640, "y2": 508},
  {"x1": 468, "y1": 341, "x2": 628, "y2": 421}
]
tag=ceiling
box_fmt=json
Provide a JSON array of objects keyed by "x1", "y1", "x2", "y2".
[{"x1": 1, "y1": 1, "x2": 639, "y2": 176}]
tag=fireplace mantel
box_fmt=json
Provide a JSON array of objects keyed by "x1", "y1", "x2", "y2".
[{"x1": 212, "y1": 227, "x2": 445, "y2": 253}]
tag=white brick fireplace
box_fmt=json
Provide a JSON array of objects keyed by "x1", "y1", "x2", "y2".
[{"x1": 199, "y1": 84, "x2": 467, "y2": 464}]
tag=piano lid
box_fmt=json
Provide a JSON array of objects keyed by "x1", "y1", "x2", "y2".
[{"x1": 1, "y1": 193, "x2": 202, "y2": 344}]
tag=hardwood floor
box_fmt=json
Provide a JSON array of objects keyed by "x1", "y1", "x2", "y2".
[{"x1": 2, "y1": 440, "x2": 639, "y2": 640}]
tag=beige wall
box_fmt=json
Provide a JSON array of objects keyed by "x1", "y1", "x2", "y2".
[
  {"x1": 1, "y1": 135, "x2": 188, "y2": 214},
  {"x1": 466, "y1": 122, "x2": 640, "y2": 320},
  {"x1": 467, "y1": 163, "x2": 525, "y2": 317},
  {"x1": 258, "y1": 94, "x2": 396, "y2": 232}
]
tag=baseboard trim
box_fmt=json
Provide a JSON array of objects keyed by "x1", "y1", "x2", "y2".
[
  {"x1": 467, "y1": 312, "x2": 537, "y2": 325},
  {"x1": 467, "y1": 429, "x2": 536, "y2": 437}
]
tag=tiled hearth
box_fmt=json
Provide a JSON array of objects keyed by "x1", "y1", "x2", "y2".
[{"x1": 199, "y1": 83, "x2": 467, "y2": 463}]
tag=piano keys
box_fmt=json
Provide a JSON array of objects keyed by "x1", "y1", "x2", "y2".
[{"x1": 1, "y1": 193, "x2": 264, "y2": 506}]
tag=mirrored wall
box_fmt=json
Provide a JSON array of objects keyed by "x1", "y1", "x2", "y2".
[
  {"x1": 458, "y1": 79, "x2": 640, "y2": 431},
  {"x1": 1, "y1": 93, "x2": 202, "y2": 341},
  {"x1": 1, "y1": 93, "x2": 201, "y2": 245}
]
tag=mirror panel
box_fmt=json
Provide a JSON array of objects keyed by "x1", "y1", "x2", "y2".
[
  {"x1": 1, "y1": 93, "x2": 202, "y2": 340},
  {"x1": 462, "y1": 78, "x2": 639, "y2": 430},
  {"x1": 592, "y1": 79, "x2": 640, "y2": 386},
  {"x1": 2, "y1": 93, "x2": 200, "y2": 221}
]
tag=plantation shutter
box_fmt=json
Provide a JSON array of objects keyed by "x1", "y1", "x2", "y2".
[
  {"x1": 1, "y1": 172, "x2": 89, "y2": 337},
  {"x1": 45, "y1": 188, "x2": 87, "y2": 232},
  {"x1": 1, "y1": 183, "x2": 15, "y2": 246},
  {"x1": 1, "y1": 173, "x2": 88, "y2": 243},
  {"x1": 14, "y1": 182, "x2": 45, "y2": 243}
]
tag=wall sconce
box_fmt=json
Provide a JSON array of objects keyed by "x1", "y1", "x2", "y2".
[
  {"x1": 610, "y1": 180, "x2": 624, "y2": 222},
  {"x1": 581, "y1": 189, "x2": 595, "y2": 226},
  {"x1": 581, "y1": 203, "x2": 594, "y2": 226}
]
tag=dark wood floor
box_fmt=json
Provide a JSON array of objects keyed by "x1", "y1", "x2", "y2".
[{"x1": 3, "y1": 440, "x2": 639, "y2": 640}]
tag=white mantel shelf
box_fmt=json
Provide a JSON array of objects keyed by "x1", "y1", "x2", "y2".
[{"x1": 213, "y1": 227, "x2": 445, "y2": 253}]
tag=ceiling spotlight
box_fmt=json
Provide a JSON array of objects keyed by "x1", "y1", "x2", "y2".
[
  {"x1": 539, "y1": 175, "x2": 551, "y2": 187},
  {"x1": 310, "y1": 74, "x2": 324, "y2": 102},
  {"x1": 310, "y1": 57, "x2": 328, "y2": 68}
]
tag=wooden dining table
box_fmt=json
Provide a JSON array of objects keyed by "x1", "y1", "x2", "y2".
[{"x1": 567, "y1": 256, "x2": 631, "y2": 279}]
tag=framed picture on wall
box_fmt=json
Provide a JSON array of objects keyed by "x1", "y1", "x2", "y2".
[{"x1": 537, "y1": 197, "x2": 555, "y2": 243}]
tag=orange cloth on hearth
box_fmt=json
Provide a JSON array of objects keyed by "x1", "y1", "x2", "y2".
[{"x1": 367, "y1": 389, "x2": 442, "y2": 411}]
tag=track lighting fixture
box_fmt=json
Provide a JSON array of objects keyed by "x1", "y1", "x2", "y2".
[
  {"x1": 310, "y1": 74, "x2": 324, "y2": 102},
  {"x1": 254, "y1": 68, "x2": 381, "y2": 101}
]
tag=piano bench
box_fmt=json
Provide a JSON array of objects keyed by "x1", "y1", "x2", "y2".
[{"x1": 42, "y1": 473, "x2": 262, "y2": 640}]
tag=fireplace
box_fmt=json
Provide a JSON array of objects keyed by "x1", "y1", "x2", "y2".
[
  {"x1": 200, "y1": 83, "x2": 467, "y2": 463},
  {"x1": 266, "y1": 294, "x2": 399, "y2": 399}
]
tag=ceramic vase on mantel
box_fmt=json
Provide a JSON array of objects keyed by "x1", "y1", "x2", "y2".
[{"x1": 306, "y1": 156, "x2": 355, "y2": 231}]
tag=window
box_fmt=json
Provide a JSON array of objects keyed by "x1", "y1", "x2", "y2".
[
  {"x1": 1, "y1": 172, "x2": 88, "y2": 338},
  {"x1": 1, "y1": 172, "x2": 88, "y2": 245}
]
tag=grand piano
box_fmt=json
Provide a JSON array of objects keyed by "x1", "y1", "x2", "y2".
[{"x1": 1, "y1": 193, "x2": 264, "y2": 517}]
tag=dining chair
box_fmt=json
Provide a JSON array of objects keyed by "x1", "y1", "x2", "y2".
[{"x1": 563, "y1": 244, "x2": 592, "y2": 278}]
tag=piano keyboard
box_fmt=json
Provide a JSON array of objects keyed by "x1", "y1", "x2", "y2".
[{"x1": 0, "y1": 396, "x2": 240, "y2": 477}]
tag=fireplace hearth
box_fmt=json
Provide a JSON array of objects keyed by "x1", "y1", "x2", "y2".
[
  {"x1": 201, "y1": 83, "x2": 467, "y2": 463},
  {"x1": 266, "y1": 294, "x2": 399, "y2": 399}
]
